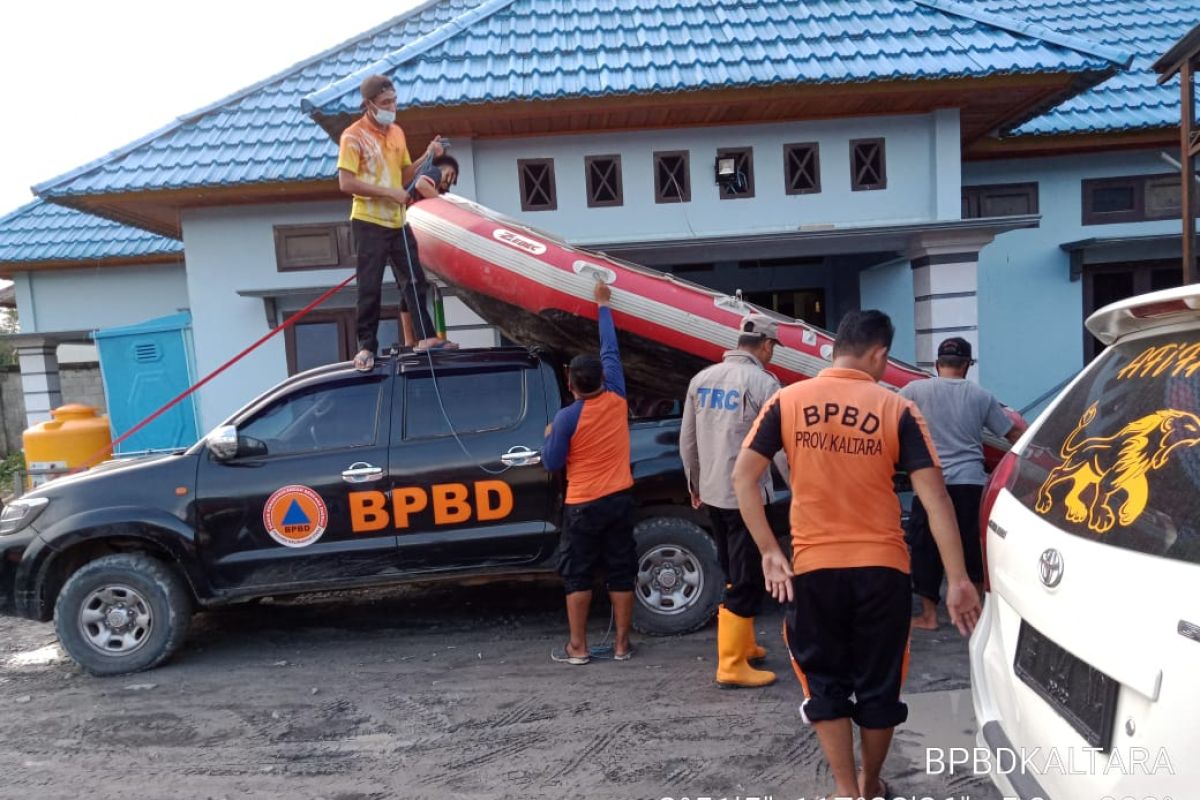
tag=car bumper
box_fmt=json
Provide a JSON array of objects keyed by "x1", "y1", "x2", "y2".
[{"x1": 970, "y1": 593, "x2": 1052, "y2": 800}]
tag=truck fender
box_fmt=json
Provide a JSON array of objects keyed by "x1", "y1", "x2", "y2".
[{"x1": 21, "y1": 507, "x2": 209, "y2": 621}]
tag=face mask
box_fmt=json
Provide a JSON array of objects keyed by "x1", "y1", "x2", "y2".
[{"x1": 372, "y1": 107, "x2": 395, "y2": 126}]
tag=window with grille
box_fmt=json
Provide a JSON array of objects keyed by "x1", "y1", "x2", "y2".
[
  {"x1": 961, "y1": 183, "x2": 1039, "y2": 218},
  {"x1": 717, "y1": 147, "x2": 754, "y2": 199},
  {"x1": 784, "y1": 143, "x2": 821, "y2": 195},
  {"x1": 654, "y1": 151, "x2": 691, "y2": 203},
  {"x1": 584, "y1": 155, "x2": 623, "y2": 207},
  {"x1": 517, "y1": 158, "x2": 557, "y2": 211},
  {"x1": 850, "y1": 138, "x2": 886, "y2": 191}
]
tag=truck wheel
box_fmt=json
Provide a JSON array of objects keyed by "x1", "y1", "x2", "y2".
[
  {"x1": 632, "y1": 516, "x2": 721, "y2": 636},
  {"x1": 53, "y1": 554, "x2": 192, "y2": 676}
]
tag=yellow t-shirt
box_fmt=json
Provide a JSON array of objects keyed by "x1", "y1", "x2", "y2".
[{"x1": 337, "y1": 117, "x2": 412, "y2": 229}]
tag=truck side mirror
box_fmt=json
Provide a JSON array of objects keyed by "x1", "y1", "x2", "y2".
[
  {"x1": 208, "y1": 426, "x2": 270, "y2": 461},
  {"x1": 208, "y1": 425, "x2": 239, "y2": 461}
]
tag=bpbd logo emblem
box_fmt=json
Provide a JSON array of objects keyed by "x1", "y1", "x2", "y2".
[{"x1": 263, "y1": 485, "x2": 329, "y2": 548}]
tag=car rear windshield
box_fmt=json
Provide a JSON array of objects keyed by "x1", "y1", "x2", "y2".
[{"x1": 1009, "y1": 330, "x2": 1200, "y2": 565}]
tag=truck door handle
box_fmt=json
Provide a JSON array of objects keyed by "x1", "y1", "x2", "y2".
[
  {"x1": 500, "y1": 446, "x2": 541, "y2": 467},
  {"x1": 342, "y1": 462, "x2": 384, "y2": 483}
]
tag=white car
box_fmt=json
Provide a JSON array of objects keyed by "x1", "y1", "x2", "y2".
[{"x1": 971, "y1": 284, "x2": 1200, "y2": 799}]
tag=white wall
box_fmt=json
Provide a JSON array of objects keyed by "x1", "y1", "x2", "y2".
[
  {"x1": 472, "y1": 112, "x2": 959, "y2": 246},
  {"x1": 13, "y1": 262, "x2": 188, "y2": 334}
]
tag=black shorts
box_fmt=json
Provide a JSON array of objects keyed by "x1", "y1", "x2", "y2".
[
  {"x1": 784, "y1": 567, "x2": 911, "y2": 729},
  {"x1": 558, "y1": 491, "x2": 636, "y2": 594}
]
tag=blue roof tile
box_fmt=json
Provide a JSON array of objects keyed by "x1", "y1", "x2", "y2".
[
  {"x1": 975, "y1": 0, "x2": 1197, "y2": 135},
  {"x1": 304, "y1": 0, "x2": 1126, "y2": 118},
  {"x1": 33, "y1": 0, "x2": 1145, "y2": 201},
  {"x1": 0, "y1": 201, "x2": 182, "y2": 266}
]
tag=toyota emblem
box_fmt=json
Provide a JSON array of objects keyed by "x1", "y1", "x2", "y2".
[{"x1": 1039, "y1": 548, "x2": 1064, "y2": 588}]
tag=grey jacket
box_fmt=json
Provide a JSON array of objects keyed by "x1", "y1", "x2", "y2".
[{"x1": 679, "y1": 350, "x2": 787, "y2": 510}]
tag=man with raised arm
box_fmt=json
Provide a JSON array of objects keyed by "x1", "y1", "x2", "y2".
[{"x1": 543, "y1": 281, "x2": 636, "y2": 664}]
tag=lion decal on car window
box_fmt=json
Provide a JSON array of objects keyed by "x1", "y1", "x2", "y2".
[{"x1": 1035, "y1": 403, "x2": 1200, "y2": 533}]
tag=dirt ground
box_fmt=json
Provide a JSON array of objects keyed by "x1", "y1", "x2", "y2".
[{"x1": 0, "y1": 580, "x2": 1000, "y2": 800}]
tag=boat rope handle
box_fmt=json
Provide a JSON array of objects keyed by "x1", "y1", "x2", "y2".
[{"x1": 572, "y1": 260, "x2": 616, "y2": 284}]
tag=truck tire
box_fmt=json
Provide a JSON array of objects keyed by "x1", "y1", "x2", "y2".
[
  {"x1": 53, "y1": 553, "x2": 192, "y2": 676},
  {"x1": 632, "y1": 516, "x2": 722, "y2": 636}
]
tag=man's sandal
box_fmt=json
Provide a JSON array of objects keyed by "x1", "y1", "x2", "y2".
[{"x1": 353, "y1": 350, "x2": 375, "y2": 371}]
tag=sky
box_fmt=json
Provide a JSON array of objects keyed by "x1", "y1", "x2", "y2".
[{"x1": 0, "y1": 0, "x2": 426, "y2": 217}]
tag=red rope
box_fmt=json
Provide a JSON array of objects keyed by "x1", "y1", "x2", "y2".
[{"x1": 74, "y1": 274, "x2": 357, "y2": 472}]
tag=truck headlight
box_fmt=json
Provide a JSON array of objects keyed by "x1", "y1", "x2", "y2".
[{"x1": 0, "y1": 497, "x2": 49, "y2": 535}]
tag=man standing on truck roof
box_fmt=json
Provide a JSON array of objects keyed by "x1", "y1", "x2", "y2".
[
  {"x1": 680, "y1": 313, "x2": 786, "y2": 689},
  {"x1": 731, "y1": 310, "x2": 981, "y2": 800},
  {"x1": 899, "y1": 337, "x2": 1026, "y2": 630},
  {"x1": 337, "y1": 74, "x2": 456, "y2": 370},
  {"x1": 542, "y1": 281, "x2": 636, "y2": 664}
]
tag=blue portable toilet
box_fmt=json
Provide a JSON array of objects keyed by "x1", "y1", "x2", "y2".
[{"x1": 93, "y1": 312, "x2": 200, "y2": 454}]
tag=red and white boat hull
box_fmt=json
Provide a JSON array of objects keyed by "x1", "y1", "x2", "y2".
[{"x1": 409, "y1": 195, "x2": 929, "y2": 393}]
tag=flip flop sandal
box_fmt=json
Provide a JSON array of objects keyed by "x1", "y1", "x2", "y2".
[
  {"x1": 550, "y1": 644, "x2": 590, "y2": 665},
  {"x1": 353, "y1": 350, "x2": 375, "y2": 371},
  {"x1": 589, "y1": 644, "x2": 635, "y2": 661}
]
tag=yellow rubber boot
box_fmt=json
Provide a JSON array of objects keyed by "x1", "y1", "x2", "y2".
[
  {"x1": 716, "y1": 606, "x2": 776, "y2": 688},
  {"x1": 746, "y1": 622, "x2": 768, "y2": 664}
]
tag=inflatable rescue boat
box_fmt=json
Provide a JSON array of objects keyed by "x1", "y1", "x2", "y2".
[{"x1": 408, "y1": 194, "x2": 932, "y2": 404}]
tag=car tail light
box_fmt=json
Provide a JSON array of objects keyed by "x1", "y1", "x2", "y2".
[
  {"x1": 979, "y1": 449, "x2": 1020, "y2": 592},
  {"x1": 1129, "y1": 298, "x2": 1195, "y2": 318}
]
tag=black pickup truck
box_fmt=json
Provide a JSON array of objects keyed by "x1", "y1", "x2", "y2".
[{"x1": 0, "y1": 348, "x2": 782, "y2": 675}]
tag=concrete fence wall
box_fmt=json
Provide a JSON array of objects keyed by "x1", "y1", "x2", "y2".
[{"x1": 0, "y1": 363, "x2": 107, "y2": 454}]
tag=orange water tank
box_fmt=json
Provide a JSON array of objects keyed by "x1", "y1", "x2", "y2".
[{"x1": 23, "y1": 404, "x2": 112, "y2": 487}]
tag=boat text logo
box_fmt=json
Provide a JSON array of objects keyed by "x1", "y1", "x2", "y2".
[{"x1": 493, "y1": 228, "x2": 547, "y2": 255}]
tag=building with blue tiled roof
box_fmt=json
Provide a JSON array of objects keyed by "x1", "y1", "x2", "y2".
[{"x1": 0, "y1": 0, "x2": 1192, "y2": 438}]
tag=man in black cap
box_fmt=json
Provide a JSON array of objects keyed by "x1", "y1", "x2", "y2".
[
  {"x1": 680, "y1": 313, "x2": 787, "y2": 688},
  {"x1": 899, "y1": 337, "x2": 1026, "y2": 629},
  {"x1": 337, "y1": 74, "x2": 454, "y2": 369}
]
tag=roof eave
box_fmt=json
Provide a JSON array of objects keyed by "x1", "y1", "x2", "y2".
[{"x1": 0, "y1": 252, "x2": 184, "y2": 280}]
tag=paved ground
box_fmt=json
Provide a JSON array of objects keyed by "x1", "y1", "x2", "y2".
[{"x1": 0, "y1": 579, "x2": 999, "y2": 800}]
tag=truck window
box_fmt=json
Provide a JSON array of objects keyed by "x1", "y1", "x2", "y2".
[
  {"x1": 1008, "y1": 330, "x2": 1200, "y2": 565},
  {"x1": 239, "y1": 378, "x2": 384, "y2": 456},
  {"x1": 402, "y1": 369, "x2": 525, "y2": 440}
]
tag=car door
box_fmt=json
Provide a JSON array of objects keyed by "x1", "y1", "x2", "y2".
[
  {"x1": 195, "y1": 369, "x2": 399, "y2": 592},
  {"x1": 367, "y1": 358, "x2": 556, "y2": 571}
]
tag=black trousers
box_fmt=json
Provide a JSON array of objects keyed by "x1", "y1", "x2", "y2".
[
  {"x1": 707, "y1": 506, "x2": 765, "y2": 618},
  {"x1": 352, "y1": 219, "x2": 435, "y2": 353},
  {"x1": 906, "y1": 483, "x2": 985, "y2": 602},
  {"x1": 558, "y1": 491, "x2": 637, "y2": 594},
  {"x1": 784, "y1": 567, "x2": 910, "y2": 729}
]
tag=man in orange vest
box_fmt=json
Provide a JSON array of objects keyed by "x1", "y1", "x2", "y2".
[{"x1": 733, "y1": 310, "x2": 981, "y2": 799}]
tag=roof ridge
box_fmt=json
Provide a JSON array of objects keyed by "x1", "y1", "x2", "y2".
[
  {"x1": 301, "y1": 0, "x2": 520, "y2": 117},
  {"x1": 912, "y1": 0, "x2": 1133, "y2": 67},
  {"x1": 34, "y1": 0, "x2": 453, "y2": 199}
]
